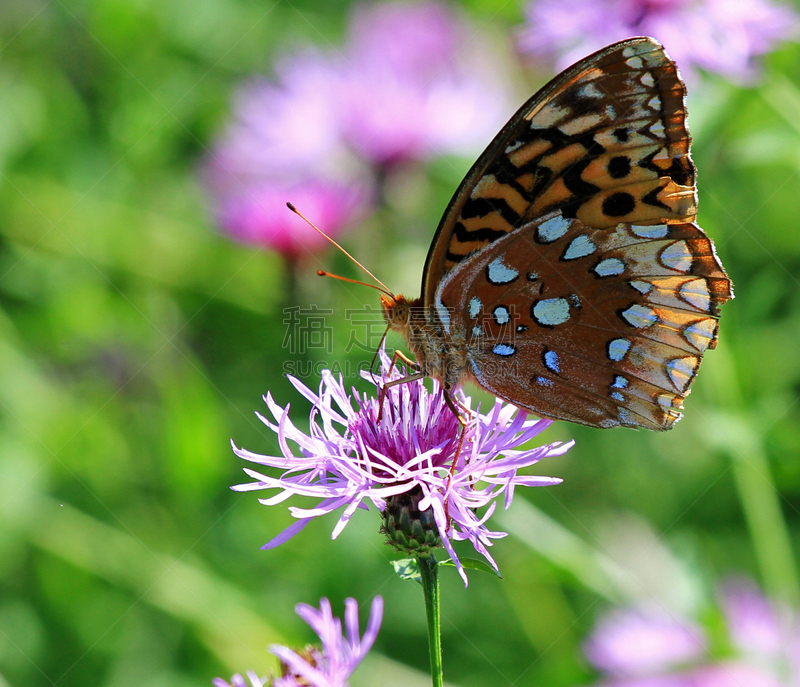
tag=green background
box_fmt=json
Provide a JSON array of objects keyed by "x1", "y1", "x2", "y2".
[{"x1": 1, "y1": 1, "x2": 799, "y2": 685}]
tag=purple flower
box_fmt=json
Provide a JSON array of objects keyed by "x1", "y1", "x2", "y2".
[
  {"x1": 338, "y1": 1, "x2": 512, "y2": 166},
  {"x1": 596, "y1": 677, "x2": 692, "y2": 687},
  {"x1": 591, "y1": 665, "x2": 783, "y2": 687},
  {"x1": 213, "y1": 673, "x2": 266, "y2": 687},
  {"x1": 211, "y1": 54, "x2": 346, "y2": 177},
  {"x1": 204, "y1": 1, "x2": 514, "y2": 256},
  {"x1": 583, "y1": 609, "x2": 706, "y2": 676},
  {"x1": 231, "y1": 350, "x2": 571, "y2": 584},
  {"x1": 581, "y1": 577, "x2": 800, "y2": 687},
  {"x1": 688, "y1": 663, "x2": 783, "y2": 687},
  {"x1": 518, "y1": 0, "x2": 798, "y2": 83},
  {"x1": 204, "y1": 53, "x2": 372, "y2": 257},
  {"x1": 717, "y1": 577, "x2": 800, "y2": 668},
  {"x1": 211, "y1": 178, "x2": 370, "y2": 258},
  {"x1": 214, "y1": 596, "x2": 382, "y2": 687}
]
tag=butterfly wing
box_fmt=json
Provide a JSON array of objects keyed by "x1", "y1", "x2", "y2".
[
  {"x1": 436, "y1": 215, "x2": 732, "y2": 429},
  {"x1": 423, "y1": 36, "x2": 697, "y2": 306}
]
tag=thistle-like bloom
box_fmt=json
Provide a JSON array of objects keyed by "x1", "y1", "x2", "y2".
[
  {"x1": 203, "y1": 53, "x2": 371, "y2": 258},
  {"x1": 581, "y1": 577, "x2": 800, "y2": 686},
  {"x1": 214, "y1": 673, "x2": 266, "y2": 687},
  {"x1": 211, "y1": 178, "x2": 370, "y2": 258},
  {"x1": 214, "y1": 596, "x2": 383, "y2": 687},
  {"x1": 232, "y1": 351, "x2": 571, "y2": 584},
  {"x1": 204, "y1": 1, "x2": 513, "y2": 258},
  {"x1": 337, "y1": 1, "x2": 512, "y2": 167},
  {"x1": 584, "y1": 609, "x2": 706, "y2": 676},
  {"x1": 518, "y1": 0, "x2": 798, "y2": 83}
]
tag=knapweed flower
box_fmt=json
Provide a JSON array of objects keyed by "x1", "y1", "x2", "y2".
[
  {"x1": 337, "y1": 1, "x2": 512, "y2": 167},
  {"x1": 584, "y1": 608, "x2": 707, "y2": 677},
  {"x1": 581, "y1": 577, "x2": 800, "y2": 687},
  {"x1": 214, "y1": 596, "x2": 382, "y2": 687},
  {"x1": 203, "y1": 53, "x2": 371, "y2": 258},
  {"x1": 210, "y1": 177, "x2": 370, "y2": 258},
  {"x1": 204, "y1": 1, "x2": 513, "y2": 257},
  {"x1": 214, "y1": 673, "x2": 266, "y2": 687},
  {"x1": 518, "y1": 0, "x2": 798, "y2": 83},
  {"x1": 231, "y1": 350, "x2": 571, "y2": 584}
]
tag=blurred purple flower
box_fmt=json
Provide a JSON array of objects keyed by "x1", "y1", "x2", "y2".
[
  {"x1": 231, "y1": 349, "x2": 571, "y2": 584},
  {"x1": 589, "y1": 664, "x2": 782, "y2": 687},
  {"x1": 581, "y1": 577, "x2": 800, "y2": 687},
  {"x1": 688, "y1": 663, "x2": 783, "y2": 687},
  {"x1": 518, "y1": 0, "x2": 798, "y2": 83},
  {"x1": 205, "y1": 1, "x2": 514, "y2": 257},
  {"x1": 214, "y1": 597, "x2": 382, "y2": 687},
  {"x1": 204, "y1": 53, "x2": 371, "y2": 258},
  {"x1": 338, "y1": 1, "x2": 512, "y2": 166},
  {"x1": 211, "y1": 178, "x2": 370, "y2": 258},
  {"x1": 719, "y1": 577, "x2": 785, "y2": 657},
  {"x1": 584, "y1": 609, "x2": 705, "y2": 676},
  {"x1": 595, "y1": 676, "x2": 692, "y2": 687},
  {"x1": 211, "y1": 54, "x2": 345, "y2": 177}
]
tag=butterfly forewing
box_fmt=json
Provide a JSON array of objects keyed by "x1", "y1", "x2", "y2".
[{"x1": 422, "y1": 37, "x2": 697, "y2": 306}]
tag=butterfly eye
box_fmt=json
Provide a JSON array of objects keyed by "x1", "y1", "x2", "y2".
[
  {"x1": 381, "y1": 294, "x2": 411, "y2": 328},
  {"x1": 394, "y1": 303, "x2": 410, "y2": 325}
]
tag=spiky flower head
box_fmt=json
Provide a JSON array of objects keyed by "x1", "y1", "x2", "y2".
[
  {"x1": 214, "y1": 597, "x2": 382, "y2": 687},
  {"x1": 231, "y1": 349, "x2": 572, "y2": 584}
]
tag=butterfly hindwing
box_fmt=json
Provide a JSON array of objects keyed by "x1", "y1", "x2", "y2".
[
  {"x1": 422, "y1": 37, "x2": 696, "y2": 306},
  {"x1": 436, "y1": 214, "x2": 732, "y2": 429}
]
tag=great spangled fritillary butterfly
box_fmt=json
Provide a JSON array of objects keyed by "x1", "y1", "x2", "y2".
[{"x1": 379, "y1": 36, "x2": 733, "y2": 430}]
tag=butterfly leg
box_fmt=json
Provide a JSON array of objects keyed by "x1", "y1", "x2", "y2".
[
  {"x1": 444, "y1": 391, "x2": 470, "y2": 470},
  {"x1": 441, "y1": 428, "x2": 469, "y2": 537},
  {"x1": 376, "y1": 350, "x2": 423, "y2": 422},
  {"x1": 442, "y1": 390, "x2": 469, "y2": 428},
  {"x1": 442, "y1": 385, "x2": 478, "y2": 534},
  {"x1": 442, "y1": 385, "x2": 473, "y2": 467},
  {"x1": 388, "y1": 349, "x2": 421, "y2": 377},
  {"x1": 377, "y1": 371, "x2": 425, "y2": 422}
]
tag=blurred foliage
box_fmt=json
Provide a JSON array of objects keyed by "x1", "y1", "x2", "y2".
[{"x1": 1, "y1": 1, "x2": 800, "y2": 686}]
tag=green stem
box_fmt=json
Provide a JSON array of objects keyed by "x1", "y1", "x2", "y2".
[
  {"x1": 731, "y1": 449, "x2": 800, "y2": 605},
  {"x1": 418, "y1": 554, "x2": 443, "y2": 687},
  {"x1": 707, "y1": 341, "x2": 800, "y2": 605}
]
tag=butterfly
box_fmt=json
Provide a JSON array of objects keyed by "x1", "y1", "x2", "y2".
[{"x1": 376, "y1": 36, "x2": 733, "y2": 431}]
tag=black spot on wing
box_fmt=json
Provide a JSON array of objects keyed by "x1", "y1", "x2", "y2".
[
  {"x1": 613, "y1": 127, "x2": 629, "y2": 142},
  {"x1": 638, "y1": 149, "x2": 694, "y2": 187},
  {"x1": 602, "y1": 192, "x2": 636, "y2": 217},
  {"x1": 607, "y1": 155, "x2": 631, "y2": 179}
]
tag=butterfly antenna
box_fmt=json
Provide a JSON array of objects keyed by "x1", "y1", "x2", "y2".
[
  {"x1": 286, "y1": 202, "x2": 393, "y2": 296},
  {"x1": 316, "y1": 270, "x2": 391, "y2": 295}
]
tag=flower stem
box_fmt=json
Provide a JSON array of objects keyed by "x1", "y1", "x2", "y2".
[
  {"x1": 707, "y1": 341, "x2": 800, "y2": 605},
  {"x1": 418, "y1": 554, "x2": 443, "y2": 687}
]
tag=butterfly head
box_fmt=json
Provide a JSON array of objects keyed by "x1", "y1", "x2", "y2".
[
  {"x1": 381, "y1": 293, "x2": 428, "y2": 332},
  {"x1": 380, "y1": 293, "x2": 412, "y2": 332}
]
